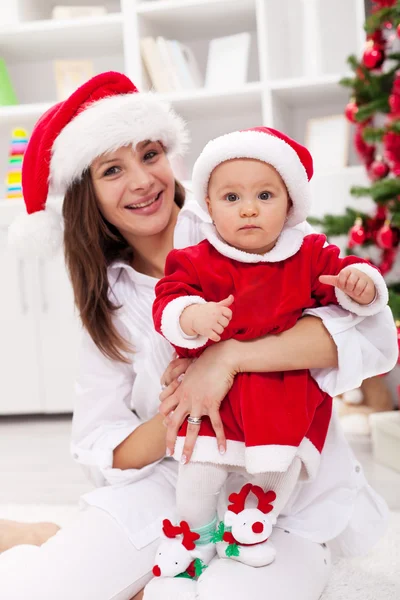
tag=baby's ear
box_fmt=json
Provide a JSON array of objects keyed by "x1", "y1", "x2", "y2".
[
  {"x1": 287, "y1": 196, "x2": 293, "y2": 214},
  {"x1": 205, "y1": 196, "x2": 213, "y2": 217}
]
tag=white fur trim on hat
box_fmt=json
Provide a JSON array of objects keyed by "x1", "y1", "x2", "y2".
[
  {"x1": 8, "y1": 207, "x2": 63, "y2": 258},
  {"x1": 334, "y1": 263, "x2": 388, "y2": 316},
  {"x1": 192, "y1": 130, "x2": 311, "y2": 228},
  {"x1": 50, "y1": 93, "x2": 190, "y2": 193},
  {"x1": 161, "y1": 295, "x2": 208, "y2": 349}
]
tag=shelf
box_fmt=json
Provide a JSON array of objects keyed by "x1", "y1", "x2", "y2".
[
  {"x1": 0, "y1": 13, "x2": 123, "y2": 62},
  {"x1": 0, "y1": 102, "x2": 53, "y2": 127},
  {"x1": 137, "y1": 0, "x2": 257, "y2": 39},
  {"x1": 269, "y1": 74, "x2": 349, "y2": 107},
  {"x1": 162, "y1": 81, "x2": 263, "y2": 117}
]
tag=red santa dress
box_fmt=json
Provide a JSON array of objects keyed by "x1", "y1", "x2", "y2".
[{"x1": 153, "y1": 224, "x2": 387, "y2": 479}]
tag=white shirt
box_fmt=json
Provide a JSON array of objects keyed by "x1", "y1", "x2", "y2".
[{"x1": 71, "y1": 200, "x2": 398, "y2": 555}]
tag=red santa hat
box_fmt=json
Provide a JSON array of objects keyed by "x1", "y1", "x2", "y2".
[
  {"x1": 192, "y1": 126, "x2": 313, "y2": 228},
  {"x1": 8, "y1": 71, "x2": 189, "y2": 256}
]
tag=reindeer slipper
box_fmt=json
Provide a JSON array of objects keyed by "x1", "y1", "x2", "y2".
[
  {"x1": 152, "y1": 519, "x2": 215, "y2": 579},
  {"x1": 213, "y1": 483, "x2": 277, "y2": 567}
]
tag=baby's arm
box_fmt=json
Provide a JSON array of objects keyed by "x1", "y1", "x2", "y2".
[
  {"x1": 180, "y1": 295, "x2": 234, "y2": 342},
  {"x1": 310, "y1": 235, "x2": 388, "y2": 315}
]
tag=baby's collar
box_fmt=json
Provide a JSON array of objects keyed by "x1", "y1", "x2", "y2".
[{"x1": 200, "y1": 222, "x2": 306, "y2": 263}]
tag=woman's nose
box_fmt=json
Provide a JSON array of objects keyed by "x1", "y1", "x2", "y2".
[{"x1": 128, "y1": 164, "x2": 154, "y2": 192}]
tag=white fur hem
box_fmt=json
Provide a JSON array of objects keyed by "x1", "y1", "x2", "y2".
[
  {"x1": 192, "y1": 130, "x2": 311, "y2": 228},
  {"x1": 174, "y1": 436, "x2": 246, "y2": 466},
  {"x1": 200, "y1": 222, "x2": 306, "y2": 263},
  {"x1": 174, "y1": 435, "x2": 320, "y2": 477},
  {"x1": 335, "y1": 263, "x2": 388, "y2": 317},
  {"x1": 161, "y1": 296, "x2": 208, "y2": 349},
  {"x1": 50, "y1": 92, "x2": 189, "y2": 193},
  {"x1": 297, "y1": 437, "x2": 321, "y2": 480}
]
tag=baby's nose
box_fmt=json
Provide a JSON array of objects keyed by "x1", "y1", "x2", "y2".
[{"x1": 252, "y1": 521, "x2": 264, "y2": 534}]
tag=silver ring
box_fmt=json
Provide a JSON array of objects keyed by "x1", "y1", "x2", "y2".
[{"x1": 187, "y1": 416, "x2": 202, "y2": 426}]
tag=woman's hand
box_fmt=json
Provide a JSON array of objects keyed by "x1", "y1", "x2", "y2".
[{"x1": 159, "y1": 342, "x2": 236, "y2": 463}]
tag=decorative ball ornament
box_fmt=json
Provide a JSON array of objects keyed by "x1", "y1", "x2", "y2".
[
  {"x1": 389, "y1": 93, "x2": 400, "y2": 114},
  {"x1": 397, "y1": 23, "x2": 400, "y2": 37},
  {"x1": 369, "y1": 159, "x2": 390, "y2": 180},
  {"x1": 363, "y1": 43, "x2": 385, "y2": 69},
  {"x1": 345, "y1": 101, "x2": 358, "y2": 123},
  {"x1": 348, "y1": 218, "x2": 367, "y2": 248},
  {"x1": 376, "y1": 221, "x2": 398, "y2": 249}
]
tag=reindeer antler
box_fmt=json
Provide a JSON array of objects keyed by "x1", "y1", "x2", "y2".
[
  {"x1": 162, "y1": 519, "x2": 183, "y2": 538},
  {"x1": 250, "y1": 486, "x2": 276, "y2": 514},
  {"x1": 179, "y1": 521, "x2": 200, "y2": 550},
  {"x1": 227, "y1": 482, "x2": 253, "y2": 514}
]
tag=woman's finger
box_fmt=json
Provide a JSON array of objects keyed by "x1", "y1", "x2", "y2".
[
  {"x1": 159, "y1": 379, "x2": 181, "y2": 403},
  {"x1": 162, "y1": 358, "x2": 193, "y2": 387},
  {"x1": 166, "y1": 404, "x2": 189, "y2": 457},
  {"x1": 181, "y1": 421, "x2": 202, "y2": 464},
  {"x1": 209, "y1": 409, "x2": 227, "y2": 455}
]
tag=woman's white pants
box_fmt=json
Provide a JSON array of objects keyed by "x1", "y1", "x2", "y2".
[{"x1": 0, "y1": 505, "x2": 331, "y2": 600}]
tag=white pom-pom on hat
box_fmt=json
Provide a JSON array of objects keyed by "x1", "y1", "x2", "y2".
[{"x1": 8, "y1": 207, "x2": 63, "y2": 258}]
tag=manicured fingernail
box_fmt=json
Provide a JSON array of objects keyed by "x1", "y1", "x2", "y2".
[
  {"x1": 219, "y1": 445, "x2": 226, "y2": 455},
  {"x1": 181, "y1": 455, "x2": 187, "y2": 465},
  {"x1": 166, "y1": 448, "x2": 172, "y2": 457},
  {"x1": 177, "y1": 374, "x2": 184, "y2": 382}
]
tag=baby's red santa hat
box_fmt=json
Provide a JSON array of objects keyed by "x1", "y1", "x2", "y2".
[
  {"x1": 9, "y1": 71, "x2": 189, "y2": 256},
  {"x1": 192, "y1": 126, "x2": 313, "y2": 228}
]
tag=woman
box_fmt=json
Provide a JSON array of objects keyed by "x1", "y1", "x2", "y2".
[{"x1": 2, "y1": 71, "x2": 397, "y2": 600}]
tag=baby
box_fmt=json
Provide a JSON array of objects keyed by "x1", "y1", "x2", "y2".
[{"x1": 152, "y1": 126, "x2": 388, "y2": 578}]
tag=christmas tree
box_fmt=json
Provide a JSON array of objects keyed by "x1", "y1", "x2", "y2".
[{"x1": 310, "y1": 0, "x2": 400, "y2": 319}]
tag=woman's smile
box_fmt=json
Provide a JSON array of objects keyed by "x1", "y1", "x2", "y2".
[{"x1": 124, "y1": 190, "x2": 163, "y2": 215}]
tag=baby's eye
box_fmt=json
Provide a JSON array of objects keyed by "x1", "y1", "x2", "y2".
[
  {"x1": 259, "y1": 191, "x2": 271, "y2": 200},
  {"x1": 103, "y1": 166, "x2": 120, "y2": 177},
  {"x1": 225, "y1": 193, "x2": 239, "y2": 202}
]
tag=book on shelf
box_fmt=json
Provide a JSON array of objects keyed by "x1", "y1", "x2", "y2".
[
  {"x1": 140, "y1": 37, "x2": 203, "y2": 93},
  {"x1": 205, "y1": 32, "x2": 251, "y2": 90},
  {"x1": 0, "y1": 58, "x2": 18, "y2": 106}
]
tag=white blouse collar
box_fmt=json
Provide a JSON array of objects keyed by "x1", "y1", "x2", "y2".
[{"x1": 200, "y1": 222, "x2": 306, "y2": 263}]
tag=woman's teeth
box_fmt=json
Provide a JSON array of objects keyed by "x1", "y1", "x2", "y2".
[{"x1": 127, "y1": 192, "x2": 161, "y2": 209}]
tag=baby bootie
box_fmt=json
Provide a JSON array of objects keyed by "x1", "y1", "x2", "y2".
[
  {"x1": 152, "y1": 519, "x2": 216, "y2": 579},
  {"x1": 213, "y1": 483, "x2": 277, "y2": 567}
]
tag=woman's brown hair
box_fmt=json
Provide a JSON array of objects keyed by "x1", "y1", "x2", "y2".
[{"x1": 63, "y1": 172, "x2": 185, "y2": 362}]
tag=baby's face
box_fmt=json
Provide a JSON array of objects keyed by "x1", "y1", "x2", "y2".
[{"x1": 206, "y1": 159, "x2": 290, "y2": 255}]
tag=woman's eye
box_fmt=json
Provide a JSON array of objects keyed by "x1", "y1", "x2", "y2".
[
  {"x1": 144, "y1": 151, "x2": 158, "y2": 161},
  {"x1": 103, "y1": 166, "x2": 120, "y2": 177},
  {"x1": 259, "y1": 191, "x2": 271, "y2": 200},
  {"x1": 225, "y1": 193, "x2": 239, "y2": 202}
]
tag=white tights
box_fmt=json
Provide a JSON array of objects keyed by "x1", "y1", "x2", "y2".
[{"x1": 176, "y1": 459, "x2": 302, "y2": 528}]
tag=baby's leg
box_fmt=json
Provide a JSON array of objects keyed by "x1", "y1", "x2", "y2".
[
  {"x1": 177, "y1": 461, "x2": 229, "y2": 528},
  {"x1": 251, "y1": 457, "x2": 302, "y2": 518},
  {"x1": 150, "y1": 462, "x2": 228, "y2": 584}
]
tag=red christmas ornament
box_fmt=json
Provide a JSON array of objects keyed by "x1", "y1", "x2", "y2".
[
  {"x1": 354, "y1": 126, "x2": 375, "y2": 165},
  {"x1": 348, "y1": 218, "x2": 367, "y2": 248},
  {"x1": 363, "y1": 44, "x2": 385, "y2": 69},
  {"x1": 369, "y1": 159, "x2": 390, "y2": 180},
  {"x1": 345, "y1": 101, "x2": 358, "y2": 123},
  {"x1": 397, "y1": 23, "x2": 400, "y2": 37},
  {"x1": 376, "y1": 222, "x2": 398, "y2": 249},
  {"x1": 389, "y1": 93, "x2": 400, "y2": 114},
  {"x1": 393, "y1": 76, "x2": 400, "y2": 94}
]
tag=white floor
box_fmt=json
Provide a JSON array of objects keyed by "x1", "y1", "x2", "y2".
[{"x1": 0, "y1": 414, "x2": 399, "y2": 511}]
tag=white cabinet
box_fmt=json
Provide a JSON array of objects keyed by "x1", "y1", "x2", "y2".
[{"x1": 0, "y1": 202, "x2": 81, "y2": 414}]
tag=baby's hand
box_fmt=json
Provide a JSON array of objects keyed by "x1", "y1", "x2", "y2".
[
  {"x1": 180, "y1": 295, "x2": 234, "y2": 342},
  {"x1": 319, "y1": 266, "x2": 376, "y2": 305}
]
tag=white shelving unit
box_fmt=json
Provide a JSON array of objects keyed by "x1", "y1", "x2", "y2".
[{"x1": 0, "y1": 0, "x2": 372, "y2": 414}]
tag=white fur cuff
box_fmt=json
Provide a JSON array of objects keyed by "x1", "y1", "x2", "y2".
[
  {"x1": 161, "y1": 296, "x2": 208, "y2": 349},
  {"x1": 335, "y1": 263, "x2": 388, "y2": 317}
]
